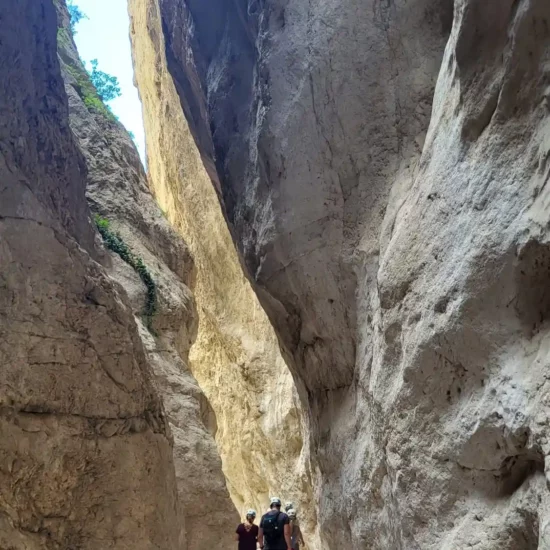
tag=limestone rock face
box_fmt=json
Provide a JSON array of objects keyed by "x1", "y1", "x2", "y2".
[
  {"x1": 0, "y1": 1, "x2": 183, "y2": 548},
  {"x1": 54, "y1": 2, "x2": 238, "y2": 548},
  {"x1": 129, "y1": 0, "x2": 317, "y2": 539},
  {"x1": 131, "y1": 0, "x2": 550, "y2": 548}
]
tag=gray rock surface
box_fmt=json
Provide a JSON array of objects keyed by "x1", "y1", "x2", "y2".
[
  {"x1": 137, "y1": 0, "x2": 550, "y2": 547},
  {"x1": 0, "y1": 1, "x2": 184, "y2": 548}
]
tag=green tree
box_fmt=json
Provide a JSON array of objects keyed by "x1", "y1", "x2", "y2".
[
  {"x1": 88, "y1": 59, "x2": 121, "y2": 103},
  {"x1": 67, "y1": 0, "x2": 86, "y2": 34}
]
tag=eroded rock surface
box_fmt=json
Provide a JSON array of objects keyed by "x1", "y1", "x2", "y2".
[
  {"x1": 129, "y1": 0, "x2": 317, "y2": 539},
  {"x1": 131, "y1": 0, "x2": 550, "y2": 548},
  {"x1": 0, "y1": 1, "x2": 183, "y2": 548},
  {"x1": 55, "y1": 2, "x2": 239, "y2": 548}
]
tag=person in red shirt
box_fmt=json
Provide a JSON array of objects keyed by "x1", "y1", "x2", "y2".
[{"x1": 236, "y1": 509, "x2": 259, "y2": 550}]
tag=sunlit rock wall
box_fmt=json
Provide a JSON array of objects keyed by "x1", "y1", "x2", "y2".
[
  {"x1": 55, "y1": 2, "x2": 239, "y2": 547},
  {"x1": 129, "y1": 0, "x2": 317, "y2": 541}
]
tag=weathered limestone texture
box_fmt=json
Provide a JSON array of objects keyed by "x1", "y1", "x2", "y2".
[
  {"x1": 0, "y1": 1, "x2": 183, "y2": 548},
  {"x1": 130, "y1": 0, "x2": 550, "y2": 548},
  {"x1": 54, "y1": 2, "x2": 238, "y2": 548},
  {"x1": 129, "y1": 0, "x2": 317, "y2": 539}
]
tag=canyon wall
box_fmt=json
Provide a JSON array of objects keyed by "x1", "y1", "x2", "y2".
[
  {"x1": 130, "y1": 0, "x2": 550, "y2": 548},
  {"x1": 0, "y1": 1, "x2": 184, "y2": 548},
  {"x1": 55, "y1": 2, "x2": 239, "y2": 548},
  {"x1": 3, "y1": 0, "x2": 549, "y2": 548},
  {"x1": 129, "y1": 0, "x2": 317, "y2": 537}
]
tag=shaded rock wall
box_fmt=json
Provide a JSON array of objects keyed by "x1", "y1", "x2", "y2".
[
  {"x1": 130, "y1": 0, "x2": 550, "y2": 548},
  {"x1": 0, "y1": 1, "x2": 183, "y2": 548},
  {"x1": 129, "y1": 0, "x2": 317, "y2": 539},
  {"x1": 54, "y1": 2, "x2": 239, "y2": 548}
]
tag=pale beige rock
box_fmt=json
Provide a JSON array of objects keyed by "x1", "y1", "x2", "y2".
[
  {"x1": 129, "y1": 0, "x2": 317, "y2": 541},
  {"x1": 55, "y1": 1, "x2": 239, "y2": 547},
  {"x1": 0, "y1": 1, "x2": 183, "y2": 548},
  {"x1": 132, "y1": 0, "x2": 550, "y2": 548}
]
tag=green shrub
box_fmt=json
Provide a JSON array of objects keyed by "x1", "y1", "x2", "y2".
[{"x1": 94, "y1": 215, "x2": 157, "y2": 331}]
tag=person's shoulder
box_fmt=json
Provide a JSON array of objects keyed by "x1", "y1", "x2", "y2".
[{"x1": 280, "y1": 512, "x2": 290, "y2": 523}]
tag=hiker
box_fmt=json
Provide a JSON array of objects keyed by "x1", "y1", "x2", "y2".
[
  {"x1": 287, "y1": 509, "x2": 305, "y2": 550},
  {"x1": 235, "y1": 509, "x2": 259, "y2": 550},
  {"x1": 258, "y1": 497, "x2": 291, "y2": 550}
]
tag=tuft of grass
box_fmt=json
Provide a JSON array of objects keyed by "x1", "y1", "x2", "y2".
[
  {"x1": 57, "y1": 27, "x2": 71, "y2": 47},
  {"x1": 94, "y1": 215, "x2": 157, "y2": 331}
]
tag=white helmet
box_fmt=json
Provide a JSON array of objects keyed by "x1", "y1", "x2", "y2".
[
  {"x1": 288, "y1": 508, "x2": 297, "y2": 519},
  {"x1": 270, "y1": 497, "x2": 282, "y2": 507},
  {"x1": 246, "y1": 509, "x2": 257, "y2": 518}
]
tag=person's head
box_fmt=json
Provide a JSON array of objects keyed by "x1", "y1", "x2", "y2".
[
  {"x1": 284, "y1": 502, "x2": 294, "y2": 512},
  {"x1": 270, "y1": 497, "x2": 282, "y2": 510},
  {"x1": 288, "y1": 509, "x2": 297, "y2": 520},
  {"x1": 246, "y1": 509, "x2": 256, "y2": 523}
]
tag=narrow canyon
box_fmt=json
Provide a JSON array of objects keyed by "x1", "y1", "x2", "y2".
[{"x1": 1, "y1": 0, "x2": 550, "y2": 549}]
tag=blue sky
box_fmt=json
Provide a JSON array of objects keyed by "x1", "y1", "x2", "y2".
[{"x1": 72, "y1": 0, "x2": 146, "y2": 162}]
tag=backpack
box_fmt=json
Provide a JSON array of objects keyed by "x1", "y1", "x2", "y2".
[{"x1": 262, "y1": 511, "x2": 283, "y2": 542}]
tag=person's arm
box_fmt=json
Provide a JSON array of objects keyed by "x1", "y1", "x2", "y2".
[
  {"x1": 235, "y1": 524, "x2": 240, "y2": 542},
  {"x1": 284, "y1": 522, "x2": 292, "y2": 550},
  {"x1": 258, "y1": 527, "x2": 264, "y2": 548},
  {"x1": 258, "y1": 517, "x2": 264, "y2": 548}
]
